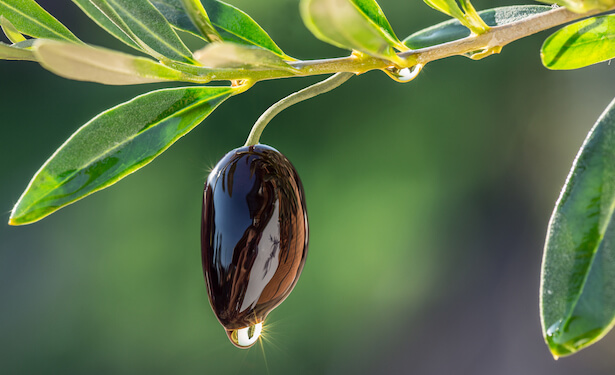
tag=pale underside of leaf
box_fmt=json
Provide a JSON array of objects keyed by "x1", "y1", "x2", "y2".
[
  {"x1": 300, "y1": 0, "x2": 404, "y2": 64},
  {"x1": 33, "y1": 39, "x2": 186, "y2": 85},
  {"x1": 541, "y1": 0, "x2": 614, "y2": 14},
  {"x1": 403, "y1": 5, "x2": 551, "y2": 49},
  {"x1": 194, "y1": 42, "x2": 297, "y2": 71},
  {"x1": 9, "y1": 86, "x2": 237, "y2": 225},
  {"x1": 0, "y1": 41, "x2": 35, "y2": 60}
]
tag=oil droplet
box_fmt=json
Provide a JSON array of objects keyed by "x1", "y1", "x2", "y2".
[
  {"x1": 383, "y1": 64, "x2": 423, "y2": 83},
  {"x1": 226, "y1": 322, "x2": 263, "y2": 349},
  {"x1": 462, "y1": 46, "x2": 503, "y2": 60}
]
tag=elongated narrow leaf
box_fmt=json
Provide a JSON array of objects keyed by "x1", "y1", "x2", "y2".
[
  {"x1": 457, "y1": 0, "x2": 489, "y2": 33},
  {"x1": 541, "y1": 98, "x2": 615, "y2": 357},
  {"x1": 204, "y1": 0, "x2": 290, "y2": 58},
  {"x1": 424, "y1": 0, "x2": 489, "y2": 33},
  {"x1": 9, "y1": 86, "x2": 237, "y2": 225},
  {"x1": 544, "y1": 0, "x2": 615, "y2": 14},
  {"x1": 80, "y1": 0, "x2": 197, "y2": 64},
  {"x1": 33, "y1": 39, "x2": 187, "y2": 85},
  {"x1": 71, "y1": 0, "x2": 142, "y2": 51},
  {"x1": 151, "y1": 0, "x2": 200, "y2": 37},
  {"x1": 0, "y1": 0, "x2": 80, "y2": 42},
  {"x1": 151, "y1": 0, "x2": 290, "y2": 59},
  {"x1": 179, "y1": 0, "x2": 221, "y2": 42},
  {"x1": 404, "y1": 5, "x2": 551, "y2": 49},
  {"x1": 349, "y1": 0, "x2": 401, "y2": 47},
  {"x1": 541, "y1": 15, "x2": 615, "y2": 70},
  {"x1": 0, "y1": 15, "x2": 25, "y2": 43},
  {"x1": 194, "y1": 42, "x2": 297, "y2": 71},
  {"x1": 423, "y1": 0, "x2": 466, "y2": 24},
  {"x1": 300, "y1": 0, "x2": 405, "y2": 63},
  {"x1": 0, "y1": 41, "x2": 34, "y2": 60}
]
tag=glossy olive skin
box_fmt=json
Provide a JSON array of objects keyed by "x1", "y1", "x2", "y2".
[{"x1": 201, "y1": 144, "x2": 308, "y2": 331}]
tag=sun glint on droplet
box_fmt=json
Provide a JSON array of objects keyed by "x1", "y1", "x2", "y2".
[
  {"x1": 226, "y1": 323, "x2": 263, "y2": 349},
  {"x1": 383, "y1": 64, "x2": 423, "y2": 83}
]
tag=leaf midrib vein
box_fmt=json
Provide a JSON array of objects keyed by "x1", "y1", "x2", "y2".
[
  {"x1": 105, "y1": 0, "x2": 194, "y2": 62},
  {"x1": 17, "y1": 89, "x2": 231, "y2": 215},
  {"x1": 0, "y1": 1, "x2": 77, "y2": 41}
]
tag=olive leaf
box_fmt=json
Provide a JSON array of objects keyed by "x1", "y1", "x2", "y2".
[
  {"x1": 178, "y1": 0, "x2": 221, "y2": 42},
  {"x1": 0, "y1": 0, "x2": 80, "y2": 42},
  {"x1": 152, "y1": 0, "x2": 291, "y2": 59},
  {"x1": 300, "y1": 0, "x2": 406, "y2": 64},
  {"x1": 33, "y1": 39, "x2": 189, "y2": 85},
  {"x1": 423, "y1": 0, "x2": 489, "y2": 34},
  {"x1": 71, "y1": 0, "x2": 143, "y2": 51},
  {"x1": 542, "y1": 0, "x2": 614, "y2": 14},
  {"x1": 0, "y1": 15, "x2": 25, "y2": 43},
  {"x1": 0, "y1": 41, "x2": 34, "y2": 60},
  {"x1": 404, "y1": 5, "x2": 551, "y2": 49},
  {"x1": 72, "y1": 0, "x2": 197, "y2": 64},
  {"x1": 541, "y1": 15, "x2": 615, "y2": 70},
  {"x1": 194, "y1": 42, "x2": 297, "y2": 71},
  {"x1": 9, "y1": 86, "x2": 238, "y2": 225},
  {"x1": 541, "y1": 97, "x2": 615, "y2": 358}
]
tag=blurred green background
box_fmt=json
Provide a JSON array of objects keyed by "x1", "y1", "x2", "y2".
[{"x1": 2, "y1": 0, "x2": 615, "y2": 373}]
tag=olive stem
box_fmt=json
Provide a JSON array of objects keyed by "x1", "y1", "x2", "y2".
[{"x1": 244, "y1": 72, "x2": 354, "y2": 147}]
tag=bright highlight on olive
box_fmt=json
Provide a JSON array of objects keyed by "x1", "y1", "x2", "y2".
[{"x1": 201, "y1": 144, "x2": 309, "y2": 349}]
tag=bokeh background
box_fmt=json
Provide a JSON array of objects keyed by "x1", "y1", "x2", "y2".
[{"x1": 2, "y1": 0, "x2": 615, "y2": 374}]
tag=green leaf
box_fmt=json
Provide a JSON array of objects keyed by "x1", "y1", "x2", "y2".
[
  {"x1": 152, "y1": 0, "x2": 290, "y2": 59},
  {"x1": 404, "y1": 5, "x2": 551, "y2": 49},
  {"x1": 348, "y1": 0, "x2": 402, "y2": 47},
  {"x1": 71, "y1": 0, "x2": 143, "y2": 51},
  {"x1": 0, "y1": 41, "x2": 35, "y2": 60},
  {"x1": 151, "y1": 0, "x2": 200, "y2": 37},
  {"x1": 300, "y1": 0, "x2": 406, "y2": 64},
  {"x1": 204, "y1": 0, "x2": 291, "y2": 59},
  {"x1": 76, "y1": 0, "x2": 197, "y2": 64},
  {"x1": 194, "y1": 42, "x2": 297, "y2": 71},
  {"x1": 179, "y1": 0, "x2": 221, "y2": 42},
  {"x1": 541, "y1": 98, "x2": 615, "y2": 358},
  {"x1": 541, "y1": 15, "x2": 615, "y2": 70},
  {"x1": 0, "y1": 14, "x2": 25, "y2": 43},
  {"x1": 33, "y1": 39, "x2": 188, "y2": 85},
  {"x1": 0, "y1": 0, "x2": 80, "y2": 42},
  {"x1": 457, "y1": 0, "x2": 489, "y2": 34},
  {"x1": 543, "y1": 0, "x2": 615, "y2": 14},
  {"x1": 423, "y1": 0, "x2": 466, "y2": 25},
  {"x1": 423, "y1": 0, "x2": 488, "y2": 33},
  {"x1": 9, "y1": 86, "x2": 237, "y2": 225}
]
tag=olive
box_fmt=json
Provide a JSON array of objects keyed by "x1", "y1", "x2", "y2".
[{"x1": 201, "y1": 144, "x2": 309, "y2": 348}]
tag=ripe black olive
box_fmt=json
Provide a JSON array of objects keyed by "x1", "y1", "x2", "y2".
[{"x1": 201, "y1": 144, "x2": 308, "y2": 348}]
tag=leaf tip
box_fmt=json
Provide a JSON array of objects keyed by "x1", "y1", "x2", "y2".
[{"x1": 8, "y1": 215, "x2": 22, "y2": 226}]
